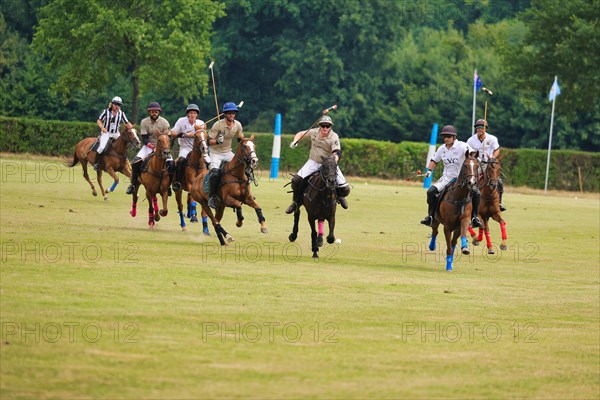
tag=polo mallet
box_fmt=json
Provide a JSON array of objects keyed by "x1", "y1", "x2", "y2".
[
  {"x1": 482, "y1": 87, "x2": 493, "y2": 129},
  {"x1": 204, "y1": 101, "x2": 245, "y2": 125},
  {"x1": 405, "y1": 170, "x2": 424, "y2": 181},
  {"x1": 291, "y1": 104, "x2": 338, "y2": 147},
  {"x1": 208, "y1": 62, "x2": 221, "y2": 128}
]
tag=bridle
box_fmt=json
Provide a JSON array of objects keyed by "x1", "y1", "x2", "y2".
[{"x1": 481, "y1": 158, "x2": 500, "y2": 191}]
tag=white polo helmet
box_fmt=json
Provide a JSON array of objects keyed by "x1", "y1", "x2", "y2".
[{"x1": 111, "y1": 96, "x2": 123, "y2": 105}]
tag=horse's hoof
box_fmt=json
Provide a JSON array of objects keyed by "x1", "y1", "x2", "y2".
[
  {"x1": 103, "y1": 196, "x2": 109, "y2": 202},
  {"x1": 500, "y1": 244, "x2": 507, "y2": 251},
  {"x1": 429, "y1": 244, "x2": 436, "y2": 251},
  {"x1": 488, "y1": 248, "x2": 495, "y2": 255},
  {"x1": 326, "y1": 236, "x2": 335, "y2": 245},
  {"x1": 461, "y1": 247, "x2": 470, "y2": 255},
  {"x1": 203, "y1": 230, "x2": 211, "y2": 236},
  {"x1": 316, "y1": 235, "x2": 323, "y2": 247},
  {"x1": 261, "y1": 227, "x2": 268, "y2": 234},
  {"x1": 160, "y1": 210, "x2": 168, "y2": 217},
  {"x1": 155, "y1": 215, "x2": 161, "y2": 222},
  {"x1": 226, "y1": 235, "x2": 235, "y2": 243},
  {"x1": 130, "y1": 210, "x2": 136, "y2": 217},
  {"x1": 288, "y1": 234, "x2": 297, "y2": 242},
  {"x1": 472, "y1": 240, "x2": 480, "y2": 246},
  {"x1": 446, "y1": 268, "x2": 453, "y2": 272},
  {"x1": 312, "y1": 253, "x2": 319, "y2": 259},
  {"x1": 181, "y1": 226, "x2": 187, "y2": 232},
  {"x1": 92, "y1": 191, "x2": 98, "y2": 197},
  {"x1": 236, "y1": 221, "x2": 243, "y2": 227}
]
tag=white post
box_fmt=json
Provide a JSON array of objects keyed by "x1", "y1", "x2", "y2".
[{"x1": 544, "y1": 96, "x2": 556, "y2": 193}]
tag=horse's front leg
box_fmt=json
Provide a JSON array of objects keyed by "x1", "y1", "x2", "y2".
[
  {"x1": 198, "y1": 200, "x2": 229, "y2": 245},
  {"x1": 459, "y1": 215, "x2": 471, "y2": 255},
  {"x1": 146, "y1": 192, "x2": 156, "y2": 229},
  {"x1": 289, "y1": 209, "x2": 300, "y2": 242},
  {"x1": 159, "y1": 189, "x2": 169, "y2": 218},
  {"x1": 214, "y1": 205, "x2": 234, "y2": 243},
  {"x1": 151, "y1": 195, "x2": 161, "y2": 222},
  {"x1": 176, "y1": 190, "x2": 186, "y2": 231},
  {"x1": 245, "y1": 195, "x2": 268, "y2": 234},
  {"x1": 491, "y1": 213, "x2": 508, "y2": 250},
  {"x1": 429, "y1": 221, "x2": 440, "y2": 251},
  {"x1": 444, "y1": 225, "x2": 455, "y2": 271},
  {"x1": 130, "y1": 187, "x2": 139, "y2": 217},
  {"x1": 326, "y1": 215, "x2": 336, "y2": 244},
  {"x1": 235, "y1": 207, "x2": 244, "y2": 228},
  {"x1": 483, "y1": 218, "x2": 494, "y2": 254},
  {"x1": 309, "y1": 218, "x2": 319, "y2": 259},
  {"x1": 81, "y1": 162, "x2": 97, "y2": 197}
]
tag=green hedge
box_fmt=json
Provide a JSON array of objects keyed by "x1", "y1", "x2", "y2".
[{"x1": 1, "y1": 116, "x2": 598, "y2": 191}]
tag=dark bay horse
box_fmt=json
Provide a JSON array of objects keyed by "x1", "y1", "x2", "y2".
[
  {"x1": 130, "y1": 132, "x2": 171, "y2": 228},
  {"x1": 288, "y1": 156, "x2": 338, "y2": 258},
  {"x1": 67, "y1": 127, "x2": 140, "y2": 200},
  {"x1": 174, "y1": 126, "x2": 210, "y2": 232},
  {"x1": 428, "y1": 151, "x2": 479, "y2": 271},
  {"x1": 468, "y1": 157, "x2": 508, "y2": 254}
]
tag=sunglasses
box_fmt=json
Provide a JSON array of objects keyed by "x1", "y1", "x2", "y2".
[
  {"x1": 320, "y1": 125, "x2": 332, "y2": 129},
  {"x1": 475, "y1": 125, "x2": 485, "y2": 129}
]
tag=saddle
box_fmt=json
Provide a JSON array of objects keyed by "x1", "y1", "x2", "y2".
[
  {"x1": 202, "y1": 161, "x2": 226, "y2": 194},
  {"x1": 435, "y1": 178, "x2": 473, "y2": 215}
]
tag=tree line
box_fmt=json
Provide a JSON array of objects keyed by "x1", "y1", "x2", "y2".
[{"x1": 1, "y1": 0, "x2": 598, "y2": 151}]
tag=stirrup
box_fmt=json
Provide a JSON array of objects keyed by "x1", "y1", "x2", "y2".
[
  {"x1": 472, "y1": 216, "x2": 482, "y2": 228},
  {"x1": 93, "y1": 163, "x2": 100, "y2": 171},
  {"x1": 126, "y1": 184, "x2": 135, "y2": 195},
  {"x1": 190, "y1": 215, "x2": 198, "y2": 223},
  {"x1": 420, "y1": 215, "x2": 433, "y2": 226},
  {"x1": 208, "y1": 197, "x2": 217, "y2": 209},
  {"x1": 172, "y1": 181, "x2": 181, "y2": 192},
  {"x1": 338, "y1": 197, "x2": 348, "y2": 209},
  {"x1": 500, "y1": 204, "x2": 507, "y2": 212},
  {"x1": 285, "y1": 202, "x2": 297, "y2": 214}
]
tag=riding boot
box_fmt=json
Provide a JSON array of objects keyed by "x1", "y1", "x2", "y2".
[
  {"x1": 126, "y1": 158, "x2": 142, "y2": 195},
  {"x1": 172, "y1": 158, "x2": 185, "y2": 192},
  {"x1": 93, "y1": 151, "x2": 102, "y2": 171},
  {"x1": 208, "y1": 168, "x2": 220, "y2": 209},
  {"x1": 166, "y1": 159, "x2": 176, "y2": 194},
  {"x1": 498, "y1": 177, "x2": 506, "y2": 211},
  {"x1": 420, "y1": 186, "x2": 438, "y2": 226},
  {"x1": 471, "y1": 188, "x2": 483, "y2": 228},
  {"x1": 336, "y1": 185, "x2": 351, "y2": 210},
  {"x1": 285, "y1": 175, "x2": 304, "y2": 214}
]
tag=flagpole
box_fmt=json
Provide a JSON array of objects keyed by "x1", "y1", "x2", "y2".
[
  {"x1": 544, "y1": 95, "x2": 556, "y2": 193},
  {"x1": 472, "y1": 69, "x2": 477, "y2": 136}
]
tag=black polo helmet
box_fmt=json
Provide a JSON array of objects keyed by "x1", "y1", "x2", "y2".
[{"x1": 440, "y1": 125, "x2": 457, "y2": 137}]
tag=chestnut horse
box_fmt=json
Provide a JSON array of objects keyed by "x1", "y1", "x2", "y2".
[
  {"x1": 190, "y1": 135, "x2": 267, "y2": 245},
  {"x1": 130, "y1": 132, "x2": 171, "y2": 228},
  {"x1": 174, "y1": 126, "x2": 210, "y2": 232},
  {"x1": 468, "y1": 157, "x2": 508, "y2": 254},
  {"x1": 428, "y1": 151, "x2": 479, "y2": 271},
  {"x1": 67, "y1": 127, "x2": 140, "y2": 200},
  {"x1": 288, "y1": 156, "x2": 338, "y2": 258}
]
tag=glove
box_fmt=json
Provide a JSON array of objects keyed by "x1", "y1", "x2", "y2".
[
  {"x1": 425, "y1": 169, "x2": 432, "y2": 178},
  {"x1": 216, "y1": 135, "x2": 224, "y2": 145},
  {"x1": 289, "y1": 141, "x2": 297, "y2": 149},
  {"x1": 147, "y1": 143, "x2": 156, "y2": 150}
]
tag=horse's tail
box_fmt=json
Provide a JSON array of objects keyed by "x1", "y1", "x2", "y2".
[{"x1": 66, "y1": 151, "x2": 79, "y2": 168}]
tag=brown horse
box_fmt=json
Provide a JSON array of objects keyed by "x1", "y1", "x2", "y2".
[
  {"x1": 190, "y1": 135, "x2": 267, "y2": 245},
  {"x1": 288, "y1": 156, "x2": 338, "y2": 258},
  {"x1": 67, "y1": 127, "x2": 140, "y2": 200},
  {"x1": 468, "y1": 157, "x2": 508, "y2": 253},
  {"x1": 428, "y1": 151, "x2": 479, "y2": 271},
  {"x1": 130, "y1": 132, "x2": 171, "y2": 228},
  {"x1": 174, "y1": 126, "x2": 210, "y2": 232}
]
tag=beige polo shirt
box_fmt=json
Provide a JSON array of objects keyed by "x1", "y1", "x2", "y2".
[{"x1": 307, "y1": 128, "x2": 341, "y2": 163}]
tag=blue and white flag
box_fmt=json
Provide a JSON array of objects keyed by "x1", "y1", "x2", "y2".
[
  {"x1": 549, "y1": 76, "x2": 561, "y2": 102},
  {"x1": 474, "y1": 71, "x2": 482, "y2": 91}
]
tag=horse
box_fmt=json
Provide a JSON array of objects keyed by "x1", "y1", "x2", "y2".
[
  {"x1": 174, "y1": 126, "x2": 211, "y2": 233},
  {"x1": 468, "y1": 157, "x2": 508, "y2": 254},
  {"x1": 428, "y1": 151, "x2": 479, "y2": 271},
  {"x1": 190, "y1": 135, "x2": 267, "y2": 245},
  {"x1": 129, "y1": 132, "x2": 171, "y2": 228},
  {"x1": 67, "y1": 127, "x2": 140, "y2": 201},
  {"x1": 288, "y1": 155, "x2": 338, "y2": 258}
]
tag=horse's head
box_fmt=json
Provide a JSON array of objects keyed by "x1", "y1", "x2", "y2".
[
  {"x1": 483, "y1": 157, "x2": 501, "y2": 191},
  {"x1": 461, "y1": 150, "x2": 479, "y2": 190},
  {"x1": 238, "y1": 134, "x2": 258, "y2": 170},
  {"x1": 320, "y1": 156, "x2": 338, "y2": 190},
  {"x1": 124, "y1": 127, "x2": 141, "y2": 148},
  {"x1": 156, "y1": 132, "x2": 171, "y2": 159},
  {"x1": 193, "y1": 126, "x2": 208, "y2": 157}
]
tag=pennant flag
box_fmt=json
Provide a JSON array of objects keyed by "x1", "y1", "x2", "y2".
[
  {"x1": 474, "y1": 71, "x2": 482, "y2": 91},
  {"x1": 549, "y1": 76, "x2": 561, "y2": 102}
]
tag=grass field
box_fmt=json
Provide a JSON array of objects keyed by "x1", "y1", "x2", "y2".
[{"x1": 1, "y1": 153, "x2": 599, "y2": 399}]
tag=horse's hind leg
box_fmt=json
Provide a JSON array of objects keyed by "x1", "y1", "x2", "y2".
[
  {"x1": 96, "y1": 171, "x2": 108, "y2": 201},
  {"x1": 176, "y1": 190, "x2": 187, "y2": 231},
  {"x1": 235, "y1": 207, "x2": 244, "y2": 227},
  {"x1": 147, "y1": 194, "x2": 156, "y2": 229},
  {"x1": 492, "y1": 213, "x2": 508, "y2": 250},
  {"x1": 81, "y1": 163, "x2": 97, "y2": 196},
  {"x1": 310, "y1": 219, "x2": 319, "y2": 259},
  {"x1": 316, "y1": 220, "x2": 324, "y2": 247},
  {"x1": 152, "y1": 196, "x2": 161, "y2": 222}
]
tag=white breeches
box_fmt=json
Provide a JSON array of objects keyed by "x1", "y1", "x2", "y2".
[
  {"x1": 98, "y1": 131, "x2": 120, "y2": 153},
  {"x1": 432, "y1": 175, "x2": 454, "y2": 192},
  {"x1": 297, "y1": 159, "x2": 348, "y2": 187},
  {"x1": 209, "y1": 151, "x2": 234, "y2": 170}
]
